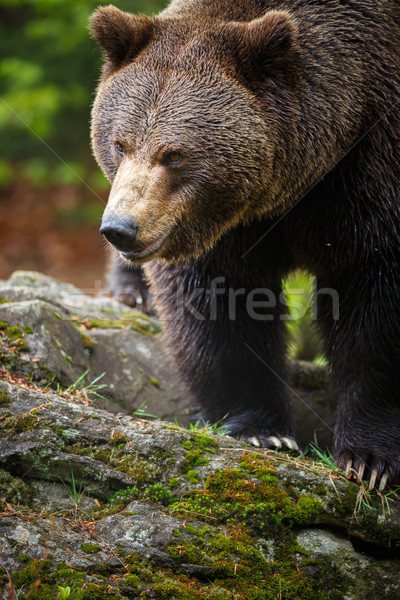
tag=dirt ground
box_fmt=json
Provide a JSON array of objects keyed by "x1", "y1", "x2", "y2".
[{"x1": 0, "y1": 183, "x2": 108, "y2": 292}]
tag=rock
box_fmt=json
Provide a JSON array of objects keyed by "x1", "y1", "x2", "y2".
[
  {"x1": 1, "y1": 356, "x2": 400, "y2": 597},
  {"x1": 0, "y1": 299, "x2": 91, "y2": 385},
  {"x1": 0, "y1": 270, "x2": 333, "y2": 442},
  {"x1": 297, "y1": 529, "x2": 400, "y2": 600},
  {"x1": 0, "y1": 271, "x2": 190, "y2": 425},
  {"x1": 1, "y1": 271, "x2": 400, "y2": 599}
]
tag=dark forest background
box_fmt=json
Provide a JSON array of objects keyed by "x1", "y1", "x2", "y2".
[{"x1": 0, "y1": 0, "x2": 168, "y2": 291}]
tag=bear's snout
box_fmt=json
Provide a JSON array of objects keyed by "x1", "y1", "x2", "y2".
[{"x1": 100, "y1": 213, "x2": 139, "y2": 252}]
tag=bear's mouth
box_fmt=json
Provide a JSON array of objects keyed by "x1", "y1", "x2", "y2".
[{"x1": 120, "y1": 230, "x2": 170, "y2": 262}]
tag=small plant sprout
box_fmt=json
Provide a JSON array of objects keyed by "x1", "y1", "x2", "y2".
[
  {"x1": 133, "y1": 401, "x2": 158, "y2": 420},
  {"x1": 305, "y1": 442, "x2": 339, "y2": 471},
  {"x1": 188, "y1": 417, "x2": 229, "y2": 436},
  {"x1": 57, "y1": 586, "x2": 71, "y2": 599},
  {"x1": 60, "y1": 471, "x2": 86, "y2": 515},
  {"x1": 66, "y1": 370, "x2": 107, "y2": 403}
]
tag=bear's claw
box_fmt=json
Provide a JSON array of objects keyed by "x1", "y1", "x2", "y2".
[
  {"x1": 281, "y1": 437, "x2": 299, "y2": 451},
  {"x1": 246, "y1": 434, "x2": 299, "y2": 452},
  {"x1": 116, "y1": 289, "x2": 143, "y2": 308},
  {"x1": 343, "y1": 458, "x2": 389, "y2": 491},
  {"x1": 247, "y1": 436, "x2": 262, "y2": 447},
  {"x1": 378, "y1": 473, "x2": 388, "y2": 491},
  {"x1": 106, "y1": 262, "x2": 153, "y2": 314}
]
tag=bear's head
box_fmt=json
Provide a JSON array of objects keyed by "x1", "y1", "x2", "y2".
[{"x1": 90, "y1": 5, "x2": 298, "y2": 263}]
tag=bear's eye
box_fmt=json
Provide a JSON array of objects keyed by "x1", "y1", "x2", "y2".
[
  {"x1": 165, "y1": 151, "x2": 182, "y2": 166},
  {"x1": 114, "y1": 142, "x2": 125, "y2": 156}
]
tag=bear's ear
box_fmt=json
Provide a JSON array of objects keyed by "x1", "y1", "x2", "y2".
[
  {"x1": 90, "y1": 5, "x2": 155, "y2": 73},
  {"x1": 226, "y1": 10, "x2": 297, "y2": 82}
]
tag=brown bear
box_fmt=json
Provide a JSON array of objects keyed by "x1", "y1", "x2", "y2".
[{"x1": 90, "y1": 0, "x2": 400, "y2": 490}]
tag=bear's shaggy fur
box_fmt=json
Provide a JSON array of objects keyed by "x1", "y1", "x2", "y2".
[{"x1": 90, "y1": 0, "x2": 400, "y2": 489}]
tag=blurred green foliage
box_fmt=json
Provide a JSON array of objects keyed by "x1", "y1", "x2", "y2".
[
  {"x1": 283, "y1": 271, "x2": 325, "y2": 364},
  {"x1": 0, "y1": 0, "x2": 168, "y2": 188}
]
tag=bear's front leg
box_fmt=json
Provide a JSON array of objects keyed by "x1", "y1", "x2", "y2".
[
  {"x1": 146, "y1": 256, "x2": 298, "y2": 451},
  {"x1": 318, "y1": 268, "x2": 400, "y2": 489},
  {"x1": 106, "y1": 248, "x2": 152, "y2": 313}
]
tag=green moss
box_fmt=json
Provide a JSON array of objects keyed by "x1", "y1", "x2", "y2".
[
  {"x1": 338, "y1": 488, "x2": 400, "y2": 546},
  {"x1": 16, "y1": 544, "x2": 339, "y2": 600},
  {"x1": 122, "y1": 573, "x2": 141, "y2": 590},
  {"x1": 80, "y1": 543, "x2": 101, "y2": 554},
  {"x1": 284, "y1": 495, "x2": 324, "y2": 526},
  {"x1": 109, "y1": 431, "x2": 128, "y2": 446},
  {"x1": 1, "y1": 412, "x2": 41, "y2": 437},
  {"x1": 116, "y1": 454, "x2": 162, "y2": 482},
  {"x1": 183, "y1": 524, "x2": 200, "y2": 536},
  {"x1": 146, "y1": 483, "x2": 177, "y2": 506},
  {"x1": 157, "y1": 454, "x2": 342, "y2": 598},
  {"x1": 66, "y1": 439, "x2": 163, "y2": 487},
  {"x1": 0, "y1": 390, "x2": 9, "y2": 404},
  {"x1": 172, "y1": 529, "x2": 182, "y2": 538},
  {"x1": 331, "y1": 484, "x2": 359, "y2": 517},
  {"x1": 0, "y1": 320, "x2": 30, "y2": 370},
  {"x1": 4, "y1": 468, "x2": 341, "y2": 600},
  {"x1": 179, "y1": 433, "x2": 219, "y2": 474},
  {"x1": 23, "y1": 325, "x2": 34, "y2": 334},
  {"x1": 6, "y1": 326, "x2": 25, "y2": 339},
  {"x1": 0, "y1": 470, "x2": 35, "y2": 507},
  {"x1": 151, "y1": 580, "x2": 201, "y2": 599},
  {"x1": 187, "y1": 469, "x2": 199, "y2": 484},
  {"x1": 18, "y1": 554, "x2": 31, "y2": 563},
  {"x1": 240, "y1": 452, "x2": 278, "y2": 481},
  {"x1": 180, "y1": 450, "x2": 210, "y2": 473},
  {"x1": 314, "y1": 484, "x2": 329, "y2": 495},
  {"x1": 12, "y1": 559, "x2": 52, "y2": 588},
  {"x1": 9, "y1": 561, "x2": 123, "y2": 600},
  {"x1": 73, "y1": 583, "x2": 119, "y2": 599},
  {"x1": 163, "y1": 522, "x2": 343, "y2": 600},
  {"x1": 171, "y1": 462, "x2": 323, "y2": 536},
  {"x1": 168, "y1": 477, "x2": 180, "y2": 489},
  {"x1": 269, "y1": 538, "x2": 342, "y2": 600},
  {"x1": 102, "y1": 488, "x2": 140, "y2": 515},
  {"x1": 74, "y1": 313, "x2": 161, "y2": 337},
  {"x1": 80, "y1": 332, "x2": 95, "y2": 350},
  {"x1": 192, "y1": 433, "x2": 218, "y2": 450},
  {"x1": 52, "y1": 566, "x2": 82, "y2": 581},
  {"x1": 84, "y1": 318, "x2": 127, "y2": 329}
]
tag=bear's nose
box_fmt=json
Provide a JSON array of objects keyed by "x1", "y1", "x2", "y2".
[{"x1": 100, "y1": 214, "x2": 139, "y2": 252}]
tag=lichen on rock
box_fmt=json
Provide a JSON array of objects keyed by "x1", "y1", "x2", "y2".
[{"x1": 1, "y1": 272, "x2": 400, "y2": 599}]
